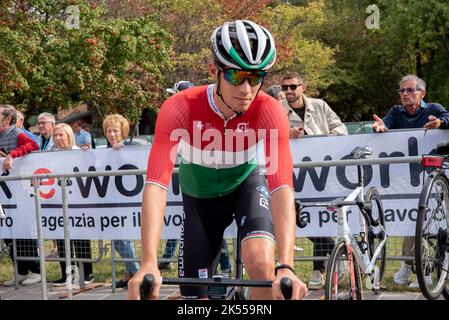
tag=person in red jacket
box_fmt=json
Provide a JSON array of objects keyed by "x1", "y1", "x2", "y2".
[
  {"x1": 0, "y1": 104, "x2": 39, "y2": 172},
  {"x1": 0, "y1": 104, "x2": 41, "y2": 286}
]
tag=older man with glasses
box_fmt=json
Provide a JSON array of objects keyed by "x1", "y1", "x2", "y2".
[
  {"x1": 36, "y1": 112, "x2": 55, "y2": 151},
  {"x1": 372, "y1": 74, "x2": 449, "y2": 289},
  {"x1": 281, "y1": 72, "x2": 347, "y2": 139},
  {"x1": 372, "y1": 74, "x2": 449, "y2": 132}
]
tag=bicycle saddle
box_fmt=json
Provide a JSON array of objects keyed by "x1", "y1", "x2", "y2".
[
  {"x1": 350, "y1": 146, "x2": 372, "y2": 159},
  {"x1": 435, "y1": 141, "x2": 449, "y2": 155}
]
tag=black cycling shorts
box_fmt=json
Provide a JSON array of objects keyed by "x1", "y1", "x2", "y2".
[{"x1": 178, "y1": 168, "x2": 275, "y2": 299}]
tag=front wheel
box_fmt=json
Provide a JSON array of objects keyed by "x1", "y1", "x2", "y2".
[
  {"x1": 415, "y1": 174, "x2": 449, "y2": 300},
  {"x1": 325, "y1": 242, "x2": 363, "y2": 300},
  {"x1": 365, "y1": 187, "x2": 387, "y2": 289}
]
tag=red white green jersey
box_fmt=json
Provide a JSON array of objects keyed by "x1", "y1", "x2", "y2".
[{"x1": 145, "y1": 85, "x2": 293, "y2": 198}]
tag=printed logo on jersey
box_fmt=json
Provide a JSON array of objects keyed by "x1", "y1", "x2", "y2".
[
  {"x1": 236, "y1": 122, "x2": 250, "y2": 133},
  {"x1": 240, "y1": 215, "x2": 247, "y2": 227},
  {"x1": 198, "y1": 268, "x2": 208, "y2": 279}
]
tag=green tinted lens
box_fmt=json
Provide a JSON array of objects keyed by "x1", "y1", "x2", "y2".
[{"x1": 223, "y1": 69, "x2": 266, "y2": 86}]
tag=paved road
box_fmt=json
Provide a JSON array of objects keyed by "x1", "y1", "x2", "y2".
[{"x1": 0, "y1": 282, "x2": 437, "y2": 300}]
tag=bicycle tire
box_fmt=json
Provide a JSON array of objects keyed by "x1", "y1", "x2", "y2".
[
  {"x1": 415, "y1": 174, "x2": 449, "y2": 300},
  {"x1": 233, "y1": 286, "x2": 251, "y2": 300},
  {"x1": 365, "y1": 187, "x2": 387, "y2": 288},
  {"x1": 325, "y1": 241, "x2": 363, "y2": 300}
]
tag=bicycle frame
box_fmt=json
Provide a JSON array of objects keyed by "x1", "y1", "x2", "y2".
[{"x1": 301, "y1": 162, "x2": 387, "y2": 288}]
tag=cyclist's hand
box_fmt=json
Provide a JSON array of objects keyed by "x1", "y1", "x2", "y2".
[
  {"x1": 127, "y1": 267, "x2": 161, "y2": 300},
  {"x1": 372, "y1": 114, "x2": 387, "y2": 132},
  {"x1": 273, "y1": 268, "x2": 307, "y2": 300}
]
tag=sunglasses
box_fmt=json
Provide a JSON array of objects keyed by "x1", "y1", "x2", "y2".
[
  {"x1": 281, "y1": 84, "x2": 303, "y2": 91},
  {"x1": 397, "y1": 87, "x2": 420, "y2": 95},
  {"x1": 221, "y1": 68, "x2": 267, "y2": 86}
]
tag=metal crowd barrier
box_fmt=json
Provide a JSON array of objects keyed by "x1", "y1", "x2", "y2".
[{"x1": 0, "y1": 155, "x2": 422, "y2": 299}]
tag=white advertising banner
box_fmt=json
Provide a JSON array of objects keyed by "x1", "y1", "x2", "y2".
[{"x1": 0, "y1": 129, "x2": 445, "y2": 239}]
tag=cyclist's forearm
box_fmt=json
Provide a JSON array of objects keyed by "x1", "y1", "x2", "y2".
[
  {"x1": 271, "y1": 187, "x2": 296, "y2": 266},
  {"x1": 140, "y1": 184, "x2": 167, "y2": 269}
]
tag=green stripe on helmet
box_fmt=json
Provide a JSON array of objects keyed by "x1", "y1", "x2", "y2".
[{"x1": 229, "y1": 47, "x2": 274, "y2": 70}]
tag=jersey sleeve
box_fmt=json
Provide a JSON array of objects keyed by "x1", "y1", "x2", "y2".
[
  {"x1": 145, "y1": 95, "x2": 189, "y2": 190},
  {"x1": 257, "y1": 95, "x2": 293, "y2": 192}
]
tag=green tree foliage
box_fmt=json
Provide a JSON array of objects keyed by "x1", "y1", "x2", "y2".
[{"x1": 0, "y1": 0, "x2": 172, "y2": 122}]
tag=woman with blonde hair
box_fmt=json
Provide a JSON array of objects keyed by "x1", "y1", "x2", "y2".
[
  {"x1": 103, "y1": 114, "x2": 140, "y2": 288},
  {"x1": 51, "y1": 123, "x2": 94, "y2": 287}
]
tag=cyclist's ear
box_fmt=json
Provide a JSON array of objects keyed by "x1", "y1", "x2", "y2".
[{"x1": 209, "y1": 63, "x2": 219, "y2": 80}]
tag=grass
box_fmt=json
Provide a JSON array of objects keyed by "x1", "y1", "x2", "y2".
[{"x1": 0, "y1": 238, "x2": 422, "y2": 293}]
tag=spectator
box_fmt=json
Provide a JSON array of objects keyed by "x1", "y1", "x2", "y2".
[
  {"x1": 15, "y1": 110, "x2": 39, "y2": 144},
  {"x1": 72, "y1": 120, "x2": 92, "y2": 149},
  {"x1": 281, "y1": 72, "x2": 348, "y2": 290},
  {"x1": 50, "y1": 123, "x2": 94, "y2": 288},
  {"x1": 81, "y1": 123, "x2": 96, "y2": 149},
  {"x1": 159, "y1": 81, "x2": 232, "y2": 277},
  {"x1": 36, "y1": 112, "x2": 55, "y2": 151},
  {"x1": 165, "y1": 81, "x2": 195, "y2": 95},
  {"x1": 282, "y1": 72, "x2": 348, "y2": 139},
  {"x1": 372, "y1": 74, "x2": 449, "y2": 288},
  {"x1": 265, "y1": 85, "x2": 286, "y2": 101},
  {"x1": 0, "y1": 104, "x2": 40, "y2": 286},
  {"x1": 103, "y1": 114, "x2": 140, "y2": 288}
]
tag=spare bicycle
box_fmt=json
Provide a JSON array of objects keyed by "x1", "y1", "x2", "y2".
[
  {"x1": 414, "y1": 142, "x2": 449, "y2": 300},
  {"x1": 297, "y1": 146, "x2": 387, "y2": 300}
]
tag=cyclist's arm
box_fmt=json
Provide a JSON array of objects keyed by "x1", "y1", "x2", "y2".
[
  {"x1": 262, "y1": 98, "x2": 308, "y2": 299},
  {"x1": 127, "y1": 95, "x2": 187, "y2": 300}
]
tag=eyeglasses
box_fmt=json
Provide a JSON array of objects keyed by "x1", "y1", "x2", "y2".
[
  {"x1": 281, "y1": 84, "x2": 303, "y2": 91},
  {"x1": 397, "y1": 87, "x2": 421, "y2": 95},
  {"x1": 37, "y1": 121, "x2": 53, "y2": 126},
  {"x1": 221, "y1": 68, "x2": 267, "y2": 86}
]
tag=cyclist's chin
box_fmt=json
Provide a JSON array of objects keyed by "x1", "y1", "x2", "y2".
[{"x1": 233, "y1": 98, "x2": 252, "y2": 111}]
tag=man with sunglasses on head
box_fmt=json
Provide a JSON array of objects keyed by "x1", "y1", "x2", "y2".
[
  {"x1": 372, "y1": 74, "x2": 449, "y2": 289},
  {"x1": 128, "y1": 20, "x2": 307, "y2": 300},
  {"x1": 372, "y1": 74, "x2": 449, "y2": 133},
  {"x1": 281, "y1": 72, "x2": 347, "y2": 139}
]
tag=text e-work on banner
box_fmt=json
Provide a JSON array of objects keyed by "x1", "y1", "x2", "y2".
[{"x1": 0, "y1": 129, "x2": 445, "y2": 239}]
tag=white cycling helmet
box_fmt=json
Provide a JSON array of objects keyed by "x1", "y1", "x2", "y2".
[{"x1": 211, "y1": 20, "x2": 276, "y2": 71}]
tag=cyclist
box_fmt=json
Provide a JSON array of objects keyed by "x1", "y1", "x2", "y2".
[{"x1": 128, "y1": 20, "x2": 308, "y2": 300}]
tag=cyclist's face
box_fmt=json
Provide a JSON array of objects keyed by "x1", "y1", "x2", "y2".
[{"x1": 210, "y1": 63, "x2": 261, "y2": 113}]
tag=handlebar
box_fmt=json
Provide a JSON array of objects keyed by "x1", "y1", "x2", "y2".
[{"x1": 139, "y1": 274, "x2": 294, "y2": 300}]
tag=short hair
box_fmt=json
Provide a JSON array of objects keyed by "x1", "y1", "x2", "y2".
[
  {"x1": 282, "y1": 72, "x2": 305, "y2": 83},
  {"x1": 400, "y1": 74, "x2": 426, "y2": 91},
  {"x1": 54, "y1": 123, "x2": 75, "y2": 149},
  {"x1": 265, "y1": 85, "x2": 283, "y2": 99},
  {"x1": 0, "y1": 104, "x2": 17, "y2": 125},
  {"x1": 16, "y1": 110, "x2": 24, "y2": 120},
  {"x1": 81, "y1": 123, "x2": 92, "y2": 130},
  {"x1": 103, "y1": 114, "x2": 130, "y2": 139},
  {"x1": 37, "y1": 112, "x2": 56, "y2": 124}
]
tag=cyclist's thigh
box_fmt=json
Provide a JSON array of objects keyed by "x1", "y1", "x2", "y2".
[
  {"x1": 234, "y1": 169, "x2": 275, "y2": 244},
  {"x1": 179, "y1": 193, "x2": 234, "y2": 299}
]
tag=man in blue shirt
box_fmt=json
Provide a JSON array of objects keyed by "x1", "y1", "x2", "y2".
[
  {"x1": 372, "y1": 74, "x2": 449, "y2": 289},
  {"x1": 372, "y1": 74, "x2": 449, "y2": 132},
  {"x1": 72, "y1": 120, "x2": 92, "y2": 149}
]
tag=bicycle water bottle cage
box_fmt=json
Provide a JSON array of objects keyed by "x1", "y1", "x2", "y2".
[
  {"x1": 355, "y1": 233, "x2": 368, "y2": 254},
  {"x1": 350, "y1": 146, "x2": 372, "y2": 159}
]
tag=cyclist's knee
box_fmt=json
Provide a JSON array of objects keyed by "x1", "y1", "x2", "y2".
[{"x1": 244, "y1": 252, "x2": 274, "y2": 278}]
